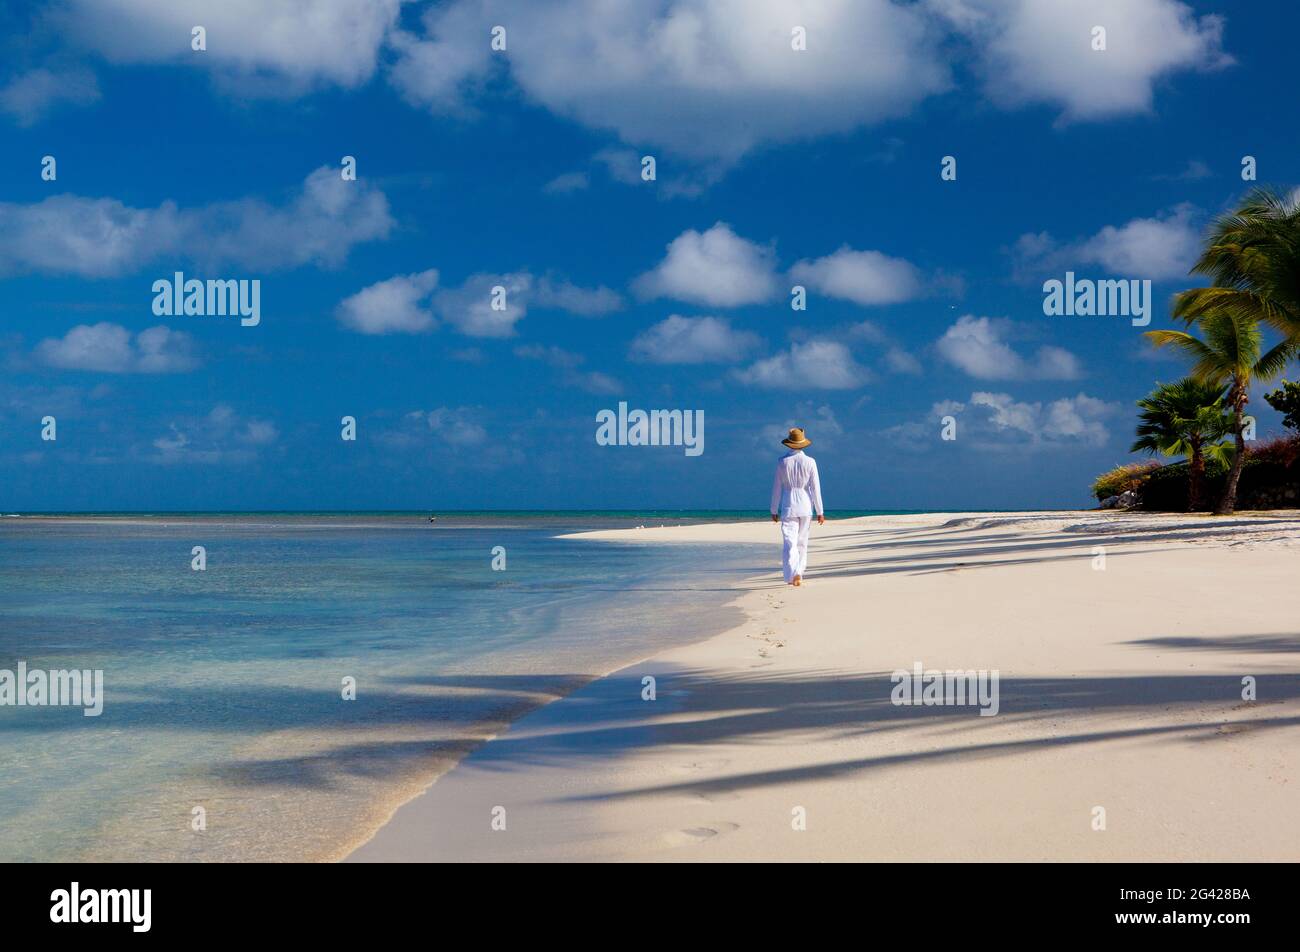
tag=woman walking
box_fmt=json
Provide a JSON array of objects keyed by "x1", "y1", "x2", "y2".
[{"x1": 770, "y1": 428, "x2": 825, "y2": 586}]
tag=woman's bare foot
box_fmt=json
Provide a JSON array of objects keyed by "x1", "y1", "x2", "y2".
[{"x1": 792, "y1": 575, "x2": 802, "y2": 586}]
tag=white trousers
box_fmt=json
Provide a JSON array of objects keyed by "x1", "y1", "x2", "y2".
[{"x1": 780, "y1": 516, "x2": 811, "y2": 583}]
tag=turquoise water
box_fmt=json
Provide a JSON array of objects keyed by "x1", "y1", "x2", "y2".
[
  {"x1": 0, "y1": 514, "x2": 770, "y2": 861},
  {"x1": 5, "y1": 509, "x2": 926, "y2": 520}
]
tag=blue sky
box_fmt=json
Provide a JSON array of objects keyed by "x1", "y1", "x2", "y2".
[{"x1": 2, "y1": 0, "x2": 1297, "y2": 511}]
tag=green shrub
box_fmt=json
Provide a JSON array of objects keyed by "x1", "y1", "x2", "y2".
[
  {"x1": 1091, "y1": 461, "x2": 1160, "y2": 501},
  {"x1": 1137, "y1": 436, "x2": 1299, "y2": 511},
  {"x1": 1244, "y1": 433, "x2": 1300, "y2": 466},
  {"x1": 1264, "y1": 380, "x2": 1300, "y2": 433},
  {"x1": 1139, "y1": 460, "x2": 1208, "y2": 511}
]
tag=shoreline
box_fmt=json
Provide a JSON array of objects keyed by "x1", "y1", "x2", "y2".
[
  {"x1": 0, "y1": 516, "x2": 760, "y2": 862},
  {"x1": 85, "y1": 533, "x2": 757, "y2": 863},
  {"x1": 334, "y1": 538, "x2": 769, "y2": 862},
  {"x1": 348, "y1": 510, "x2": 1300, "y2": 862}
]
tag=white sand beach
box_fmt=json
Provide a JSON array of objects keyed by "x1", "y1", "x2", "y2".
[{"x1": 348, "y1": 511, "x2": 1300, "y2": 862}]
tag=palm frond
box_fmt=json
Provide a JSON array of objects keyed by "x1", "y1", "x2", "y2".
[
  {"x1": 1204, "y1": 441, "x2": 1237, "y2": 467},
  {"x1": 1256, "y1": 338, "x2": 1296, "y2": 381}
]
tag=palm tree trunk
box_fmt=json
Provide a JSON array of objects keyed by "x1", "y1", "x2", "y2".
[
  {"x1": 1187, "y1": 440, "x2": 1205, "y2": 512},
  {"x1": 1216, "y1": 386, "x2": 1247, "y2": 515}
]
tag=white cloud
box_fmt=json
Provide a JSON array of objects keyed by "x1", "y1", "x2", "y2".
[
  {"x1": 1011, "y1": 231, "x2": 1056, "y2": 268},
  {"x1": 809, "y1": 404, "x2": 844, "y2": 437},
  {"x1": 888, "y1": 390, "x2": 1119, "y2": 450},
  {"x1": 192, "y1": 167, "x2": 395, "y2": 271},
  {"x1": 133, "y1": 326, "x2": 198, "y2": 373},
  {"x1": 884, "y1": 347, "x2": 923, "y2": 375},
  {"x1": 789, "y1": 246, "x2": 922, "y2": 305},
  {"x1": 848, "y1": 320, "x2": 889, "y2": 345},
  {"x1": 1034, "y1": 346, "x2": 1085, "y2": 380},
  {"x1": 513, "y1": 344, "x2": 582, "y2": 369},
  {"x1": 1153, "y1": 158, "x2": 1211, "y2": 182},
  {"x1": 1040, "y1": 393, "x2": 1118, "y2": 443},
  {"x1": 36, "y1": 322, "x2": 196, "y2": 373},
  {"x1": 389, "y1": 0, "x2": 951, "y2": 164},
  {"x1": 514, "y1": 344, "x2": 623, "y2": 394},
  {"x1": 634, "y1": 223, "x2": 778, "y2": 306},
  {"x1": 532, "y1": 276, "x2": 623, "y2": 317},
  {"x1": 1014, "y1": 204, "x2": 1201, "y2": 283},
  {"x1": 1075, "y1": 204, "x2": 1202, "y2": 280},
  {"x1": 0, "y1": 197, "x2": 183, "y2": 278},
  {"x1": 150, "y1": 403, "x2": 277, "y2": 464},
  {"x1": 591, "y1": 146, "x2": 722, "y2": 197},
  {"x1": 385, "y1": 0, "x2": 496, "y2": 116},
  {"x1": 846, "y1": 320, "x2": 923, "y2": 375},
  {"x1": 758, "y1": 403, "x2": 844, "y2": 454},
  {"x1": 0, "y1": 67, "x2": 100, "y2": 125},
  {"x1": 629, "y1": 315, "x2": 761, "y2": 364},
  {"x1": 435, "y1": 272, "x2": 528, "y2": 338},
  {"x1": 59, "y1": 0, "x2": 403, "y2": 92},
  {"x1": 542, "y1": 171, "x2": 590, "y2": 194},
  {"x1": 408, "y1": 408, "x2": 487, "y2": 446},
  {"x1": 341, "y1": 269, "x2": 620, "y2": 338},
  {"x1": 41, "y1": 2, "x2": 1227, "y2": 182},
  {"x1": 574, "y1": 370, "x2": 622, "y2": 395},
  {"x1": 384, "y1": 0, "x2": 1225, "y2": 171},
  {"x1": 966, "y1": 391, "x2": 1118, "y2": 446},
  {"x1": 936, "y1": 315, "x2": 1083, "y2": 381},
  {"x1": 735, "y1": 339, "x2": 869, "y2": 390},
  {"x1": 0, "y1": 166, "x2": 394, "y2": 278},
  {"x1": 241, "y1": 419, "x2": 279, "y2": 445},
  {"x1": 36, "y1": 323, "x2": 132, "y2": 373},
  {"x1": 593, "y1": 147, "x2": 646, "y2": 186},
  {"x1": 930, "y1": 0, "x2": 1231, "y2": 121},
  {"x1": 375, "y1": 407, "x2": 523, "y2": 469},
  {"x1": 337, "y1": 270, "x2": 439, "y2": 335}
]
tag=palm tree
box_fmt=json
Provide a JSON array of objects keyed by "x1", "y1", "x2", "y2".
[
  {"x1": 1147, "y1": 312, "x2": 1292, "y2": 513},
  {"x1": 1130, "y1": 378, "x2": 1233, "y2": 511},
  {"x1": 1173, "y1": 187, "x2": 1300, "y2": 348}
]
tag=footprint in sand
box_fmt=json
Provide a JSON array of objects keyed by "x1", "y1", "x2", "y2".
[
  {"x1": 673, "y1": 758, "x2": 731, "y2": 773},
  {"x1": 661, "y1": 821, "x2": 741, "y2": 847}
]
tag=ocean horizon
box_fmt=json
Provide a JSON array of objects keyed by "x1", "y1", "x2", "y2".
[{"x1": 4, "y1": 508, "x2": 1032, "y2": 521}]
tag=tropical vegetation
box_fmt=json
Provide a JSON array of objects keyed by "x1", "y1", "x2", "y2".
[
  {"x1": 1145, "y1": 311, "x2": 1291, "y2": 512},
  {"x1": 1129, "y1": 378, "x2": 1233, "y2": 511},
  {"x1": 1091, "y1": 461, "x2": 1160, "y2": 503},
  {"x1": 1143, "y1": 186, "x2": 1300, "y2": 514},
  {"x1": 1264, "y1": 379, "x2": 1300, "y2": 433}
]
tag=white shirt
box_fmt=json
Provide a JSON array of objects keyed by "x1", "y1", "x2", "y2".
[{"x1": 770, "y1": 450, "x2": 823, "y2": 518}]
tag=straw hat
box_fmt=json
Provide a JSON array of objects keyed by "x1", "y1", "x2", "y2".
[{"x1": 781, "y1": 427, "x2": 811, "y2": 449}]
